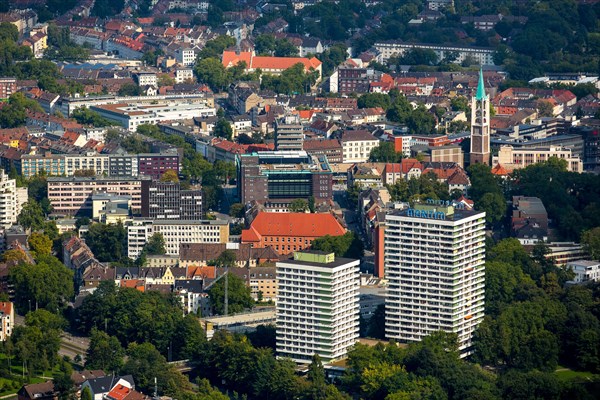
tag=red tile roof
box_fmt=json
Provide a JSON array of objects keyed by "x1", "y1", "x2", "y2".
[
  {"x1": 222, "y1": 51, "x2": 322, "y2": 71},
  {"x1": 0, "y1": 302, "x2": 12, "y2": 316},
  {"x1": 187, "y1": 266, "x2": 216, "y2": 279},
  {"x1": 107, "y1": 385, "x2": 130, "y2": 400},
  {"x1": 491, "y1": 163, "x2": 509, "y2": 176},
  {"x1": 242, "y1": 212, "x2": 345, "y2": 242}
]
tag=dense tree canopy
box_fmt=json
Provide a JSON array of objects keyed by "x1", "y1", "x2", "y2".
[
  {"x1": 9, "y1": 255, "x2": 74, "y2": 313},
  {"x1": 310, "y1": 231, "x2": 364, "y2": 260}
]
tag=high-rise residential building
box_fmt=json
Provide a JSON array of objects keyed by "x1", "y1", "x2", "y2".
[
  {"x1": 0, "y1": 170, "x2": 27, "y2": 229},
  {"x1": 141, "y1": 181, "x2": 202, "y2": 220},
  {"x1": 470, "y1": 69, "x2": 491, "y2": 165},
  {"x1": 276, "y1": 251, "x2": 359, "y2": 364},
  {"x1": 385, "y1": 201, "x2": 486, "y2": 355},
  {"x1": 275, "y1": 114, "x2": 304, "y2": 151}
]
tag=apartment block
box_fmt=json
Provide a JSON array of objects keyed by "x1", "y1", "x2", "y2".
[
  {"x1": 0, "y1": 302, "x2": 14, "y2": 341},
  {"x1": 127, "y1": 219, "x2": 229, "y2": 258},
  {"x1": 47, "y1": 176, "x2": 151, "y2": 216},
  {"x1": 276, "y1": 251, "x2": 359, "y2": 363},
  {"x1": 275, "y1": 114, "x2": 304, "y2": 151},
  {"x1": 340, "y1": 130, "x2": 380, "y2": 163},
  {"x1": 137, "y1": 153, "x2": 180, "y2": 179},
  {"x1": 0, "y1": 170, "x2": 28, "y2": 229},
  {"x1": 385, "y1": 201, "x2": 486, "y2": 355},
  {"x1": 141, "y1": 180, "x2": 202, "y2": 220},
  {"x1": 0, "y1": 78, "x2": 17, "y2": 100}
]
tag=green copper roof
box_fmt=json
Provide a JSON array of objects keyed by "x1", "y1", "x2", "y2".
[{"x1": 476, "y1": 69, "x2": 486, "y2": 100}]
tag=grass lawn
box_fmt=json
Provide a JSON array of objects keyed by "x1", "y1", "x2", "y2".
[
  {"x1": 555, "y1": 365, "x2": 600, "y2": 382},
  {"x1": 0, "y1": 354, "x2": 66, "y2": 397}
]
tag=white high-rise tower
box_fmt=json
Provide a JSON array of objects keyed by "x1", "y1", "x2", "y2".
[{"x1": 385, "y1": 201, "x2": 486, "y2": 356}]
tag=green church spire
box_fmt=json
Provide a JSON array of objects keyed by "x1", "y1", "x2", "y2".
[{"x1": 476, "y1": 68, "x2": 486, "y2": 100}]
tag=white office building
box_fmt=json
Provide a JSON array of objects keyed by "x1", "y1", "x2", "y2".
[
  {"x1": 374, "y1": 41, "x2": 495, "y2": 66},
  {"x1": 0, "y1": 171, "x2": 28, "y2": 229},
  {"x1": 127, "y1": 219, "x2": 229, "y2": 258},
  {"x1": 385, "y1": 200, "x2": 486, "y2": 356},
  {"x1": 276, "y1": 251, "x2": 359, "y2": 364},
  {"x1": 566, "y1": 260, "x2": 600, "y2": 284}
]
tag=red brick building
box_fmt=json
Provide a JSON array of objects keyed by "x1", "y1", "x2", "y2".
[{"x1": 241, "y1": 212, "x2": 346, "y2": 255}]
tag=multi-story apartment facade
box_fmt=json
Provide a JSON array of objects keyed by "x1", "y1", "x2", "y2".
[
  {"x1": 275, "y1": 115, "x2": 304, "y2": 151},
  {"x1": 141, "y1": 181, "x2": 202, "y2": 220},
  {"x1": 276, "y1": 251, "x2": 359, "y2": 363},
  {"x1": 0, "y1": 302, "x2": 14, "y2": 341},
  {"x1": 127, "y1": 219, "x2": 229, "y2": 258},
  {"x1": 109, "y1": 154, "x2": 139, "y2": 177},
  {"x1": 137, "y1": 153, "x2": 180, "y2": 179},
  {"x1": 0, "y1": 77, "x2": 17, "y2": 100},
  {"x1": 340, "y1": 130, "x2": 380, "y2": 163},
  {"x1": 385, "y1": 201, "x2": 486, "y2": 356},
  {"x1": 0, "y1": 170, "x2": 27, "y2": 228},
  {"x1": 47, "y1": 176, "x2": 151, "y2": 216}
]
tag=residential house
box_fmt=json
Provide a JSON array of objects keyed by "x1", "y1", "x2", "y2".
[
  {"x1": 0, "y1": 301, "x2": 13, "y2": 341},
  {"x1": 17, "y1": 382, "x2": 57, "y2": 400},
  {"x1": 81, "y1": 375, "x2": 135, "y2": 400}
]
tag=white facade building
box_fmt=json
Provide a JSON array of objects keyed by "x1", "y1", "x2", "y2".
[
  {"x1": 340, "y1": 130, "x2": 380, "y2": 163},
  {"x1": 374, "y1": 41, "x2": 495, "y2": 66},
  {"x1": 90, "y1": 102, "x2": 216, "y2": 131},
  {"x1": 0, "y1": 171, "x2": 28, "y2": 229},
  {"x1": 385, "y1": 201, "x2": 486, "y2": 356},
  {"x1": 567, "y1": 260, "x2": 600, "y2": 284},
  {"x1": 175, "y1": 68, "x2": 194, "y2": 83},
  {"x1": 276, "y1": 251, "x2": 360, "y2": 364},
  {"x1": 127, "y1": 219, "x2": 229, "y2": 258}
]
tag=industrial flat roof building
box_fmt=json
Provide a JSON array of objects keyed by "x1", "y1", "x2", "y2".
[{"x1": 237, "y1": 150, "x2": 333, "y2": 205}]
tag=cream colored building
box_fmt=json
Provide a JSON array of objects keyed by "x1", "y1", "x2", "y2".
[
  {"x1": 0, "y1": 170, "x2": 28, "y2": 228},
  {"x1": 127, "y1": 219, "x2": 229, "y2": 258},
  {"x1": 494, "y1": 145, "x2": 583, "y2": 173}
]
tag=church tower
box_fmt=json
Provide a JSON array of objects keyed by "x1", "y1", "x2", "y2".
[{"x1": 469, "y1": 69, "x2": 490, "y2": 166}]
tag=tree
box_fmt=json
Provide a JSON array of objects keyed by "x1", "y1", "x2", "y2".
[
  {"x1": 536, "y1": 99, "x2": 554, "y2": 117},
  {"x1": 194, "y1": 58, "x2": 231, "y2": 91},
  {"x1": 289, "y1": 199, "x2": 309, "y2": 213},
  {"x1": 81, "y1": 387, "x2": 92, "y2": 400},
  {"x1": 143, "y1": 233, "x2": 166, "y2": 256},
  {"x1": 71, "y1": 107, "x2": 117, "y2": 127},
  {"x1": 476, "y1": 192, "x2": 506, "y2": 225},
  {"x1": 86, "y1": 329, "x2": 125, "y2": 372},
  {"x1": 369, "y1": 142, "x2": 402, "y2": 163},
  {"x1": 0, "y1": 92, "x2": 43, "y2": 128},
  {"x1": 117, "y1": 83, "x2": 141, "y2": 96},
  {"x1": 9, "y1": 255, "x2": 74, "y2": 313},
  {"x1": 84, "y1": 222, "x2": 128, "y2": 263},
  {"x1": 208, "y1": 273, "x2": 254, "y2": 315},
  {"x1": 12, "y1": 309, "x2": 63, "y2": 374},
  {"x1": 358, "y1": 93, "x2": 392, "y2": 110},
  {"x1": 122, "y1": 342, "x2": 190, "y2": 396},
  {"x1": 27, "y1": 232, "x2": 53, "y2": 258},
  {"x1": 229, "y1": 203, "x2": 245, "y2": 218},
  {"x1": 581, "y1": 227, "x2": 600, "y2": 259},
  {"x1": 18, "y1": 200, "x2": 47, "y2": 231},
  {"x1": 311, "y1": 231, "x2": 364, "y2": 259},
  {"x1": 213, "y1": 118, "x2": 233, "y2": 140},
  {"x1": 159, "y1": 169, "x2": 179, "y2": 182}
]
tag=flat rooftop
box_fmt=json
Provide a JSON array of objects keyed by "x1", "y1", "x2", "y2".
[
  {"x1": 202, "y1": 309, "x2": 276, "y2": 326},
  {"x1": 279, "y1": 256, "x2": 358, "y2": 269}
]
